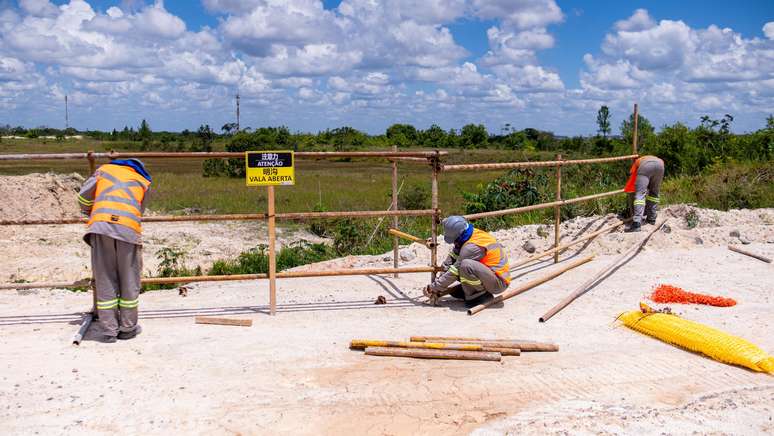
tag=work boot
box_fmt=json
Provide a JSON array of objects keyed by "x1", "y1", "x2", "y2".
[
  {"x1": 118, "y1": 325, "x2": 142, "y2": 340},
  {"x1": 625, "y1": 222, "x2": 642, "y2": 233},
  {"x1": 448, "y1": 284, "x2": 465, "y2": 300},
  {"x1": 465, "y1": 292, "x2": 494, "y2": 309},
  {"x1": 645, "y1": 216, "x2": 657, "y2": 225}
]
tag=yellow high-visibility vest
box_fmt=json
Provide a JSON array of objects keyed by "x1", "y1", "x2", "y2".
[{"x1": 87, "y1": 164, "x2": 150, "y2": 234}]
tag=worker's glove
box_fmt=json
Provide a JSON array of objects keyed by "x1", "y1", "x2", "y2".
[{"x1": 423, "y1": 285, "x2": 442, "y2": 306}]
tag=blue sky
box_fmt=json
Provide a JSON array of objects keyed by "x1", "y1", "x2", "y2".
[{"x1": 2, "y1": 1, "x2": 773, "y2": 135}]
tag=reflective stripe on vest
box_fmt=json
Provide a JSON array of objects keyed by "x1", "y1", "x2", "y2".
[
  {"x1": 87, "y1": 164, "x2": 150, "y2": 234},
  {"x1": 464, "y1": 228, "x2": 511, "y2": 285}
]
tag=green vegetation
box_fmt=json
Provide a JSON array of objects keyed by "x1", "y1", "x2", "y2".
[{"x1": 209, "y1": 241, "x2": 335, "y2": 275}]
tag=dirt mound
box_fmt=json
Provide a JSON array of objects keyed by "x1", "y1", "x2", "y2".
[{"x1": 0, "y1": 173, "x2": 85, "y2": 221}]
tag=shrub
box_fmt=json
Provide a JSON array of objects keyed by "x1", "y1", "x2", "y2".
[
  {"x1": 143, "y1": 247, "x2": 202, "y2": 291},
  {"x1": 208, "y1": 240, "x2": 336, "y2": 275}
]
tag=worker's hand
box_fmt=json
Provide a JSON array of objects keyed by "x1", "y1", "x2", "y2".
[{"x1": 422, "y1": 285, "x2": 435, "y2": 298}]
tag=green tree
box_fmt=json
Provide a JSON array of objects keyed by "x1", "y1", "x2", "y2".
[
  {"x1": 385, "y1": 124, "x2": 418, "y2": 147},
  {"x1": 421, "y1": 124, "x2": 447, "y2": 148},
  {"x1": 621, "y1": 112, "x2": 655, "y2": 151},
  {"x1": 460, "y1": 124, "x2": 488, "y2": 148},
  {"x1": 596, "y1": 106, "x2": 611, "y2": 138},
  {"x1": 138, "y1": 119, "x2": 152, "y2": 142}
]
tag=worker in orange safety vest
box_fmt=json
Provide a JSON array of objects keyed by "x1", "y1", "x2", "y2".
[
  {"x1": 624, "y1": 155, "x2": 664, "y2": 232},
  {"x1": 78, "y1": 159, "x2": 151, "y2": 343},
  {"x1": 425, "y1": 216, "x2": 510, "y2": 308}
]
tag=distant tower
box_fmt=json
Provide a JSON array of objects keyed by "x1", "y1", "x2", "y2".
[
  {"x1": 65, "y1": 95, "x2": 69, "y2": 130},
  {"x1": 236, "y1": 91, "x2": 240, "y2": 132}
]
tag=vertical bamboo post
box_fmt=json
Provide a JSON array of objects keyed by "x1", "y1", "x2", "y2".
[
  {"x1": 87, "y1": 150, "x2": 96, "y2": 174},
  {"x1": 430, "y1": 151, "x2": 440, "y2": 282},
  {"x1": 392, "y1": 144, "x2": 399, "y2": 278},
  {"x1": 554, "y1": 154, "x2": 562, "y2": 263},
  {"x1": 267, "y1": 185, "x2": 277, "y2": 316},
  {"x1": 632, "y1": 103, "x2": 639, "y2": 155}
]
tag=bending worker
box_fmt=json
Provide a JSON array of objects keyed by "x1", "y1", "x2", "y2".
[
  {"x1": 425, "y1": 216, "x2": 510, "y2": 308},
  {"x1": 624, "y1": 155, "x2": 664, "y2": 232},
  {"x1": 78, "y1": 158, "x2": 151, "y2": 343}
]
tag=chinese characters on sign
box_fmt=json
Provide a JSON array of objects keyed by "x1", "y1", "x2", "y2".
[{"x1": 245, "y1": 151, "x2": 295, "y2": 186}]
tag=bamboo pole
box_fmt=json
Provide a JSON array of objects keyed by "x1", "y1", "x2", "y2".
[
  {"x1": 0, "y1": 151, "x2": 446, "y2": 161},
  {"x1": 364, "y1": 346, "x2": 501, "y2": 361},
  {"x1": 632, "y1": 103, "x2": 639, "y2": 155},
  {"x1": 0, "y1": 266, "x2": 442, "y2": 290},
  {"x1": 389, "y1": 228, "x2": 431, "y2": 248},
  {"x1": 267, "y1": 185, "x2": 277, "y2": 316},
  {"x1": 430, "y1": 152, "x2": 440, "y2": 282},
  {"x1": 195, "y1": 316, "x2": 253, "y2": 327},
  {"x1": 464, "y1": 189, "x2": 624, "y2": 221},
  {"x1": 349, "y1": 339, "x2": 520, "y2": 356},
  {"x1": 554, "y1": 155, "x2": 562, "y2": 263},
  {"x1": 392, "y1": 144, "x2": 399, "y2": 278},
  {"x1": 87, "y1": 150, "x2": 96, "y2": 174},
  {"x1": 728, "y1": 245, "x2": 772, "y2": 263},
  {"x1": 539, "y1": 220, "x2": 666, "y2": 323},
  {"x1": 441, "y1": 154, "x2": 638, "y2": 172},
  {"x1": 72, "y1": 312, "x2": 93, "y2": 345},
  {"x1": 510, "y1": 219, "x2": 628, "y2": 270},
  {"x1": 409, "y1": 337, "x2": 558, "y2": 352},
  {"x1": 0, "y1": 208, "x2": 436, "y2": 226},
  {"x1": 468, "y1": 255, "x2": 594, "y2": 316}
]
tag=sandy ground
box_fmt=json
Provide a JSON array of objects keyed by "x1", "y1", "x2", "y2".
[{"x1": 0, "y1": 203, "x2": 772, "y2": 434}]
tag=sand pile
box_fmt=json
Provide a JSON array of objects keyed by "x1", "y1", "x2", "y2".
[{"x1": 0, "y1": 173, "x2": 85, "y2": 221}]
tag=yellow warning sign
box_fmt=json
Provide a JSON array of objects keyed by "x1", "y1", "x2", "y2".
[{"x1": 245, "y1": 151, "x2": 295, "y2": 186}]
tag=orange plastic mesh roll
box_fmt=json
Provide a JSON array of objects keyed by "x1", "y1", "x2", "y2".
[{"x1": 650, "y1": 284, "x2": 736, "y2": 307}]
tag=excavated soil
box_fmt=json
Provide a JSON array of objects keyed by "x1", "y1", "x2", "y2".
[{"x1": 0, "y1": 172, "x2": 773, "y2": 434}]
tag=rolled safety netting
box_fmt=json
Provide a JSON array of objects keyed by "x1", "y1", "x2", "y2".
[{"x1": 619, "y1": 304, "x2": 774, "y2": 373}]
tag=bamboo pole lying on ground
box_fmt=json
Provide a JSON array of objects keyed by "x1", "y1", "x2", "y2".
[
  {"x1": 511, "y1": 219, "x2": 628, "y2": 270},
  {"x1": 72, "y1": 312, "x2": 93, "y2": 345},
  {"x1": 728, "y1": 245, "x2": 772, "y2": 263},
  {"x1": 468, "y1": 255, "x2": 594, "y2": 316},
  {"x1": 350, "y1": 339, "x2": 520, "y2": 356},
  {"x1": 364, "y1": 346, "x2": 502, "y2": 361},
  {"x1": 194, "y1": 316, "x2": 252, "y2": 327},
  {"x1": 389, "y1": 228, "x2": 432, "y2": 248},
  {"x1": 539, "y1": 220, "x2": 667, "y2": 323},
  {"x1": 409, "y1": 337, "x2": 558, "y2": 352},
  {"x1": 463, "y1": 190, "x2": 624, "y2": 221},
  {"x1": 441, "y1": 154, "x2": 638, "y2": 172}
]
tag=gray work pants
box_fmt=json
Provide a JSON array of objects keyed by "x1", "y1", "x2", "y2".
[
  {"x1": 90, "y1": 234, "x2": 142, "y2": 337},
  {"x1": 632, "y1": 158, "x2": 664, "y2": 224},
  {"x1": 459, "y1": 259, "x2": 507, "y2": 300}
]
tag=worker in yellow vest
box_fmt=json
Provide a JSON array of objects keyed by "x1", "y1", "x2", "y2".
[
  {"x1": 425, "y1": 216, "x2": 510, "y2": 308},
  {"x1": 623, "y1": 155, "x2": 664, "y2": 232},
  {"x1": 78, "y1": 159, "x2": 151, "y2": 343}
]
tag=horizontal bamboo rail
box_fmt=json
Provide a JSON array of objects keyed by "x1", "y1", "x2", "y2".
[
  {"x1": 409, "y1": 337, "x2": 558, "y2": 352},
  {"x1": 0, "y1": 151, "x2": 446, "y2": 161},
  {"x1": 463, "y1": 189, "x2": 624, "y2": 221},
  {"x1": 0, "y1": 208, "x2": 436, "y2": 226},
  {"x1": 468, "y1": 255, "x2": 594, "y2": 316},
  {"x1": 539, "y1": 220, "x2": 666, "y2": 323},
  {"x1": 441, "y1": 154, "x2": 638, "y2": 172},
  {"x1": 388, "y1": 228, "x2": 433, "y2": 248},
  {"x1": 349, "y1": 339, "x2": 520, "y2": 356},
  {"x1": 364, "y1": 346, "x2": 501, "y2": 361},
  {"x1": 0, "y1": 266, "x2": 441, "y2": 290}
]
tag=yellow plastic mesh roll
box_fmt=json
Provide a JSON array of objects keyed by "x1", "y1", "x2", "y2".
[{"x1": 619, "y1": 309, "x2": 774, "y2": 373}]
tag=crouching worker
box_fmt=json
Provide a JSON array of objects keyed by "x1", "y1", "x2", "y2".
[
  {"x1": 425, "y1": 216, "x2": 510, "y2": 308},
  {"x1": 624, "y1": 155, "x2": 664, "y2": 232},
  {"x1": 78, "y1": 158, "x2": 151, "y2": 343}
]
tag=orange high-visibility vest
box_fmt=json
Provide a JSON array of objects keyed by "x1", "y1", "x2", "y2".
[
  {"x1": 87, "y1": 164, "x2": 150, "y2": 234},
  {"x1": 465, "y1": 228, "x2": 510, "y2": 285},
  {"x1": 624, "y1": 155, "x2": 658, "y2": 193}
]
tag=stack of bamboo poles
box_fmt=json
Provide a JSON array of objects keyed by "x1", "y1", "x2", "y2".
[{"x1": 349, "y1": 336, "x2": 558, "y2": 362}]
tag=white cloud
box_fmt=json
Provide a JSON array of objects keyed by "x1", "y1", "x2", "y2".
[
  {"x1": 472, "y1": 0, "x2": 563, "y2": 30},
  {"x1": 18, "y1": 0, "x2": 58, "y2": 17},
  {"x1": 763, "y1": 22, "x2": 774, "y2": 39},
  {"x1": 614, "y1": 8, "x2": 655, "y2": 32}
]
